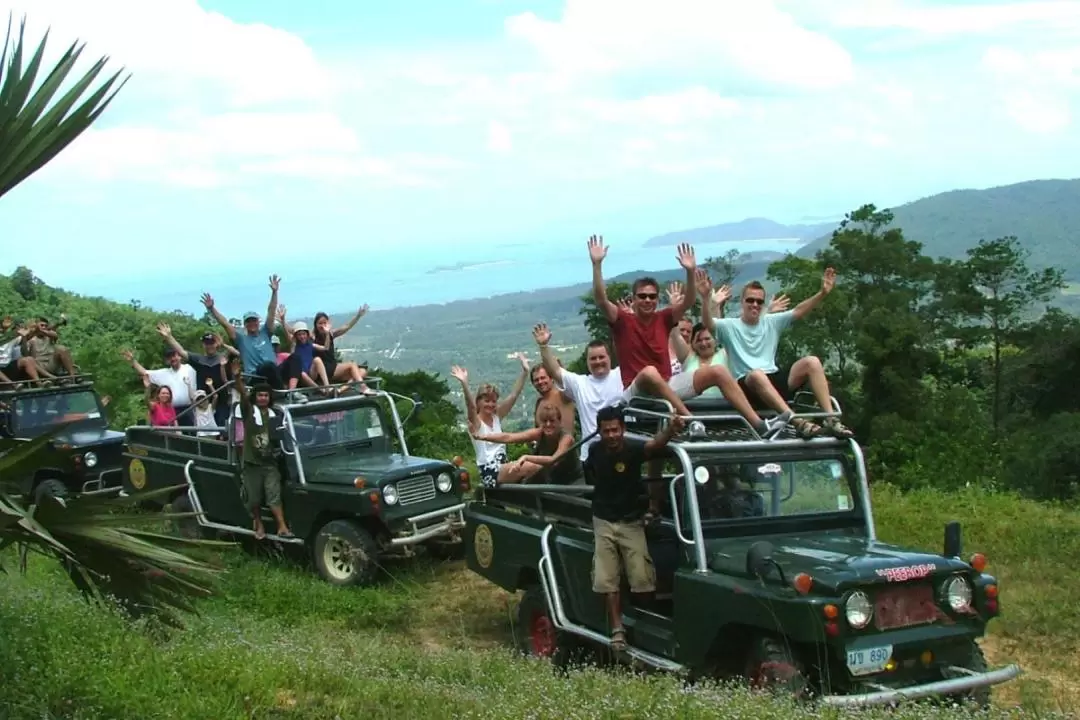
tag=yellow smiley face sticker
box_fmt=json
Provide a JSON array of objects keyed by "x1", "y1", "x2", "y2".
[
  {"x1": 128, "y1": 458, "x2": 147, "y2": 490},
  {"x1": 615, "y1": 462, "x2": 626, "y2": 473}
]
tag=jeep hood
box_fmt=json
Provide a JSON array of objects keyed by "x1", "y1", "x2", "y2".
[
  {"x1": 304, "y1": 453, "x2": 452, "y2": 486},
  {"x1": 52, "y1": 426, "x2": 126, "y2": 449},
  {"x1": 708, "y1": 534, "x2": 970, "y2": 593}
]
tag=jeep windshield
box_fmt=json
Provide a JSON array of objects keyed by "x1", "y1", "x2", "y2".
[
  {"x1": 691, "y1": 454, "x2": 859, "y2": 524},
  {"x1": 10, "y1": 391, "x2": 106, "y2": 435},
  {"x1": 290, "y1": 404, "x2": 390, "y2": 457}
]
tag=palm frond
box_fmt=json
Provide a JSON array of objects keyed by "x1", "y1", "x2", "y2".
[{"x1": 0, "y1": 12, "x2": 129, "y2": 199}]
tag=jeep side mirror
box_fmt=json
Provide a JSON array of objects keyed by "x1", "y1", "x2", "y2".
[
  {"x1": 943, "y1": 521, "x2": 962, "y2": 558},
  {"x1": 746, "y1": 541, "x2": 776, "y2": 580}
]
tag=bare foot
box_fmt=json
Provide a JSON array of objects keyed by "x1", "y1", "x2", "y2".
[{"x1": 254, "y1": 523, "x2": 266, "y2": 540}]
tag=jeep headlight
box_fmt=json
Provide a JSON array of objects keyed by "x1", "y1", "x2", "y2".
[
  {"x1": 944, "y1": 575, "x2": 973, "y2": 611},
  {"x1": 84, "y1": 452, "x2": 98, "y2": 469},
  {"x1": 382, "y1": 484, "x2": 399, "y2": 505},
  {"x1": 845, "y1": 590, "x2": 873, "y2": 629},
  {"x1": 436, "y1": 472, "x2": 453, "y2": 493}
]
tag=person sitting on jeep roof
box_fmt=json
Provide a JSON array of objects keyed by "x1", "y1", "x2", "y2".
[
  {"x1": 200, "y1": 274, "x2": 284, "y2": 389},
  {"x1": 21, "y1": 316, "x2": 77, "y2": 381},
  {"x1": 708, "y1": 270, "x2": 854, "y2": 440},
  {"x1": 231, "y1": 356, "x2": 291, "y2": 540},
  {"x1": 146, "y1": 383, "x2": 179, "y2": 429},
  {"x1": 274, "y1": 312, "x2": 333, "y2": 392},
  {"x1": 587, "y1": 405, "x2": 684, "y2": 651},
  {"x1": 121, "y1": 347, "x2": 198, "y2": 427},
  {"x1": 472, "y1": 401, "x2": 581, "y2": 486},
  {"x1": 450, "y1": 359, "x2": 536, "y2": 488},
  {"x1": 0, "y1": 319, "x2": 40, "y2": 386},
  {"x1": 529, "y1": 362, "x2": 575, "y2": 436},
  {"x1": 271, "y1": 336, "x2": 289, "y2": 365},
  {"x1": 312, "y1": 307, "x2": 371, "y2": 389}
]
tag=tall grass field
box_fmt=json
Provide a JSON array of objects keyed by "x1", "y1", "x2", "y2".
[{"x1": 1, "y1": 484, "x2": 1077, "y2": 719}]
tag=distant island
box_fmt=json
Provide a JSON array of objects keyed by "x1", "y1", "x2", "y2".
[
  {"x1": 427, "y1": 259, "x2": 515, "y2": 275},
  {"x1": 644, "y1": 217, "x2": 839, "y2": 248}
]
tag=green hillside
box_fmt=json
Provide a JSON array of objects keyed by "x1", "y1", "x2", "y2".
[{"x1": 799, "y1": 179, "x2": 1080, "y2": 279}]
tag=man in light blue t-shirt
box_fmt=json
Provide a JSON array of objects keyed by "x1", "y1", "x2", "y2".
[
  {"x1": 711, "y1": 268, "x2": 853, "y2": 439},
  {"x1": 200, "y1": 275, "x2": 285, "y2": 389}
]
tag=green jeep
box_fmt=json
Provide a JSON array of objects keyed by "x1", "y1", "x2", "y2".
[
  {"x1": 0, "y1": 375, "x2": 125, "y2": 503},
  {"x1": 463, "y1": 395, "x2": 1020, "y2": 708},
  {"x1": 122, "y1": 378, "x2": 470, "y2": 586}
]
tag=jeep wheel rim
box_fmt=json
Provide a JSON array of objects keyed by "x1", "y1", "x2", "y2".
[
  {"x1": 529, "y1": 610, "x2": 556, "y2": 657},
  {"x1": 323, "y1": 538, "x2": 356, "y2": 581}
]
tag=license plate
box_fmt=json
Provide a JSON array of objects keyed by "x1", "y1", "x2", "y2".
[{"x1": 846, "y1": 645, "x2": 893, "y2": 676}]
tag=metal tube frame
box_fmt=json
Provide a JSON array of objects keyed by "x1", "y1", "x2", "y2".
[
  {"x1": 182, "y1": 460, "x2": 303, "y2": 545},
  {"x1": 388, "y1": 502, "x2": 467, "y2": 547},
  {"x1": 819, "y1": 663, "x2": 1021, "y2": 708}
]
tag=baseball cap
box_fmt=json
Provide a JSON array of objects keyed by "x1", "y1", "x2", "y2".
[
  {"x1": 201, "y1": 332, "x2": 217, "y2": 343},
  {"x1": 242, "y1": 311, "x2": 259, "y2": 322},
  {"x1": 194, "y1": 389, "x2": 208, "y2": 401}
]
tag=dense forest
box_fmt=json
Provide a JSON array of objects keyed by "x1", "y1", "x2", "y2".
[{"x1": 3, "y1": 200, "x2": 1077, "y2": 501}]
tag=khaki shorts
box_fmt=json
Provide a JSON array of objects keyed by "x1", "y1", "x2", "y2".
[
  {"x1": 592, "y1": 516, "x2": 656, "y2": 594},
  {"x1": 242, "y1": 463, "x2": 282, "y2": 511}
]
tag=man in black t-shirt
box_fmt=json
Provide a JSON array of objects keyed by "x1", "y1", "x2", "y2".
[
  {"x1": 157, "y1": 324, "x2": 233, "y2": 427},
  {"x1": 585, "y1": 404, "x2": 684, "y2": 651}
]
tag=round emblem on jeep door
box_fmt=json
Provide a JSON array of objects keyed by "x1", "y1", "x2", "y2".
[
  {"x1": 474, "y1": 524, "x2": 494, "y2": 568},
  {"x1": 128, "y1": 458, "x2": 147, "y2": 490}
]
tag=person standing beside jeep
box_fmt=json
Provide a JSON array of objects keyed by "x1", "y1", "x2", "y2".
[
  {"x1": 200, "y1": 275, "x2": 283, "y2": 388},
  {"x1": 587, "y1": 405, "x2": 683, "y2": 651},
  {"x1": 231, "y1": 356, "x2": 291, "y2": 540}
]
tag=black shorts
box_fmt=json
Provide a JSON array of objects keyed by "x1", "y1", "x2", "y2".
[
  {"x1": 0, "y1": 360, "x2": 23, "y2": 382},
  {"x1": 737, "y1": 368, "x2": 791, "y2": 406}
]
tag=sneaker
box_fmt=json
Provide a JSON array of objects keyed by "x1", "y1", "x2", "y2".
[
  {"x1": 688, "y1": 420, "x2": 706, "y2": 438},
  {"x1": 763, "y1": 410, "x2": 794, "y2": 439}
]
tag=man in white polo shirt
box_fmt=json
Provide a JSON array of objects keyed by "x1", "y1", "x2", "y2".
[{"x1": 123, "y1": 347, "x2": 198, "y2": 427}]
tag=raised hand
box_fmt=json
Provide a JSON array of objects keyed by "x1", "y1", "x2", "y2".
[
  {"x1": 269, "y1": 275, "x2": 281, "y2": 292},
  {"x1": 587, "y1": 235, "x2": 608, "y2": 264},
  {"x1": 669, "y1": 414, "x2": 687, "y2": 433},
  {"x1": 616, "y1": 296, "x2": 634, "y2": 314},
  {"x1": 156, "y1": 322, "x2": 171, "y2": 337},
  {"x1": 0, "y1": 316, "x2": 11, "y2": 331},
  {"x1": 120, "y1": 349, "x2": 134, "y2": 362},
  {"x1": 822, "y1": 267, "x2": 836, "y2": 294},
  {"x1": 357, "y1": 304, "x2": 369, "y2": 317},
  {"x1": 711, "y1": 284, "x2": 732, "y2": 308},
  {"x1": 769, "y1": 294, "x2": 791, "y2": 313},
  {"x1": 200, "y1": 293, "x2": 214, "y2": 309},
  {"x1": 276, "y1": 305, "x2": 287, "y2": 323},
  {"x1": 450, "y1": 365, "x2": 469, "y2": 384},
  {"x1": 676, "y1": 242, "x2": 697, "y2": 271},
  {"x1": 532, "y1": 323, "x2": 552, "y2": 346},
  {"x1": 205, "y1": 377, "x2": 214, "y2": 387},
  {"x1": 666, "y1": 281, "x2": 685, "y2": 308},
  {"x1": 694, "y1": 268, "x2": 712, "y2": 296},
  {"x1": 513, "y1": 351, "x2": 530, "y2": 371}
]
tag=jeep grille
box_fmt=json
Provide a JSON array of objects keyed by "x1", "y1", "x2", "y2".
[{"x1": 397, "y1": 475, "x2": 436, "y2": 506}]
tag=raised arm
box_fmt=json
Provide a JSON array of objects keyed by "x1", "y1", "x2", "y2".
[
  {"x1": 496, "y1": 353, "x2": 530, "y2": 419},
  {"x1": 156, "y1": 322, "x2": 189, "y2": 361},
  {"x1": 670, "y1": 243, "x2": 698, "y2": 319},
  {"x1": 333, "y1": 304, "x2": 369, "y2": 338},
  {"x1": 665, "y1": 282, "x2": 692, "y2": 364},
  {"x1": 518, "y1": 432, "x2": 576, "y2": 467},
  {"x1": 532, "y1": 323, "x2": 563, "y2": 385},
  {"x1": 792, "y1": 267, "x2": 835, "y2": 321},
  {"x1": 264, "y1": 275, "x2": 281, "y2": 334},
  {"x1": 644, "y1": 415, "x2": 686, "y2": 455},
  {"x1": 450, "y1": 365, "x2": 479, "y2": 432},
  {"x1": 121, "y1": 349, "x2": 150, "y2": 378},
  {"x1": 477, "y1": 427, "x2": 542, "y2": 445},
  {"x1": 230, "y1": 356, "x2": 253, "y2": 417},
  {"x1": 695, "y1": 270, "x2": 718, "y2": 334},
  {"x1": 588, "y1": 235, "x2": 619, "y2": 325},
  {"x1": 709, "y1": 284, "x2": 731, "y2": 321},
  {"x1": 200, "y1": 293, "x2": 236, "y2": 342}
]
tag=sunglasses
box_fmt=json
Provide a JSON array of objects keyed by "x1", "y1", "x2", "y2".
[
  {"x1": 636, "y1": 292, "x2": 659, "y2": 300},
  {"x1": 744, "y1": 298, "x2": 765, "y2": 306}
]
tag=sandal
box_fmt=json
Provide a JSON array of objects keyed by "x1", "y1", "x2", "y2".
[
  {"x1": 791, "y1": 418, "x2": 824, "y2": 439},
  {"x1": 822, "y1": 417, "x2": 854, "y2": 439},
  {"x1": 610, "y1": 627, "x2": 628, "y2": 652}
]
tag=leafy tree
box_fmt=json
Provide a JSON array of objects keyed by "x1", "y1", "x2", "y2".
[
  {"x1": 0, "y1": 14, "x2": 129, "y2": 200},
  {"x1": 9, "y1": 265, "x2": 36, "y2": 301},
  {"x1": 946, "y1": 236, "x2": 1066, "y2": 432},
  {"x1": 571, "y1": 280, "x2": 631, "y2": 373},
  {"x1": 377, "y1": 368, "x2": 468, "y2": 459},
  {"x1": 703, "y1": 248, "x2": 741, "y2": 289}
]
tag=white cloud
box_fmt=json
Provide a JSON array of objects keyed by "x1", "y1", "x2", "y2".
[
  {"x1": 505, "y1": 0, "x2": 855, "y2": 90},
  {"x1": 981, "y1": 44, "x2": 1078, "y2": 133},
  {"x1": 836, "y1": 0, "x2": 1080, "y2": 35},
  {"x1": 487, "y1": 121, "x2": 513, "y2": 153}
]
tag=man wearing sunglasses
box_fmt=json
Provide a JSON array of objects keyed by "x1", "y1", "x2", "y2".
[{"x1": 710, "y1": 270, "x2": 854, "y2": 439}]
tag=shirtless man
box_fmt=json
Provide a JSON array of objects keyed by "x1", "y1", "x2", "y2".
[{"x1": 529, "y1": 363, "x2": 575, "y2": 434}]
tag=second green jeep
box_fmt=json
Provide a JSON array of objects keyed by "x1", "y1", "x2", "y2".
[{"x1": 123, "y1": 379, "x2": 469, "y2": 586}]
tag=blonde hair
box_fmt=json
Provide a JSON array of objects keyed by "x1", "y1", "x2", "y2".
[
  {"x1": 536, "y1": 401, "x2": 562, "y2": 423},
  {"x1": 474, "y1": 383, "x2": 499, "y2": 410}
]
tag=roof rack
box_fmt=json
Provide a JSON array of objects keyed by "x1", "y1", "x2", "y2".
[
  {"x1": 268, "y1": 376, "x2": 384, "y2": 403},
  {"x1": 0, "y1": 373, "x2": 96, "y2": 395},
  {"x1": 622, "y1": 391, "x2": 845, "y2": 447}
]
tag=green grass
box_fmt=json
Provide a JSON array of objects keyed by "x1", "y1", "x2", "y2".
[{"x1": 1, "y1": 484, "x2": 1078, "y2": 719}]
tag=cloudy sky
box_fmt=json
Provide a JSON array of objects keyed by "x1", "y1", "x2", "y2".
[{"x1": 3, "y1": 0, "x2": 1079, "y2": 299}]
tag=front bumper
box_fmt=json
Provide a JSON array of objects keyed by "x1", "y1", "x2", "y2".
[
  {"x1": 820, "y1": 663, "x2": 1021, "y2": 707},
  {"x1": 80, "y1": 467, "x2": 124, "y2": 495},
  {"x1": 389, "y1": 503, "x2": 467, "y2": 546}
]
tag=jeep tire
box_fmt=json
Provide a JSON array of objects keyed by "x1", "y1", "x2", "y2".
[
  {"x1": 744, "y1": 635, "x2": 809, "y2": 698},
  {"x1": 943, "y1": 640, "x2": 991, "y2": 708},
  {"x1": 312, "y1": 519, "x2": 378, "y2": 587},
  {"x1": 168, "y1": 493, "x2": 215, "y2": 540},
  {"x1": 514, "y1": 585, "x2": 600, "y2": 670},
  {"x1": 34, "y1": 478, "x2": 68, "y2": 506}
]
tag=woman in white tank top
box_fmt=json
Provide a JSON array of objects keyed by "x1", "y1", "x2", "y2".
[{"x1": 451, "y1": 358, "x2": 541, "y2": 489}]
